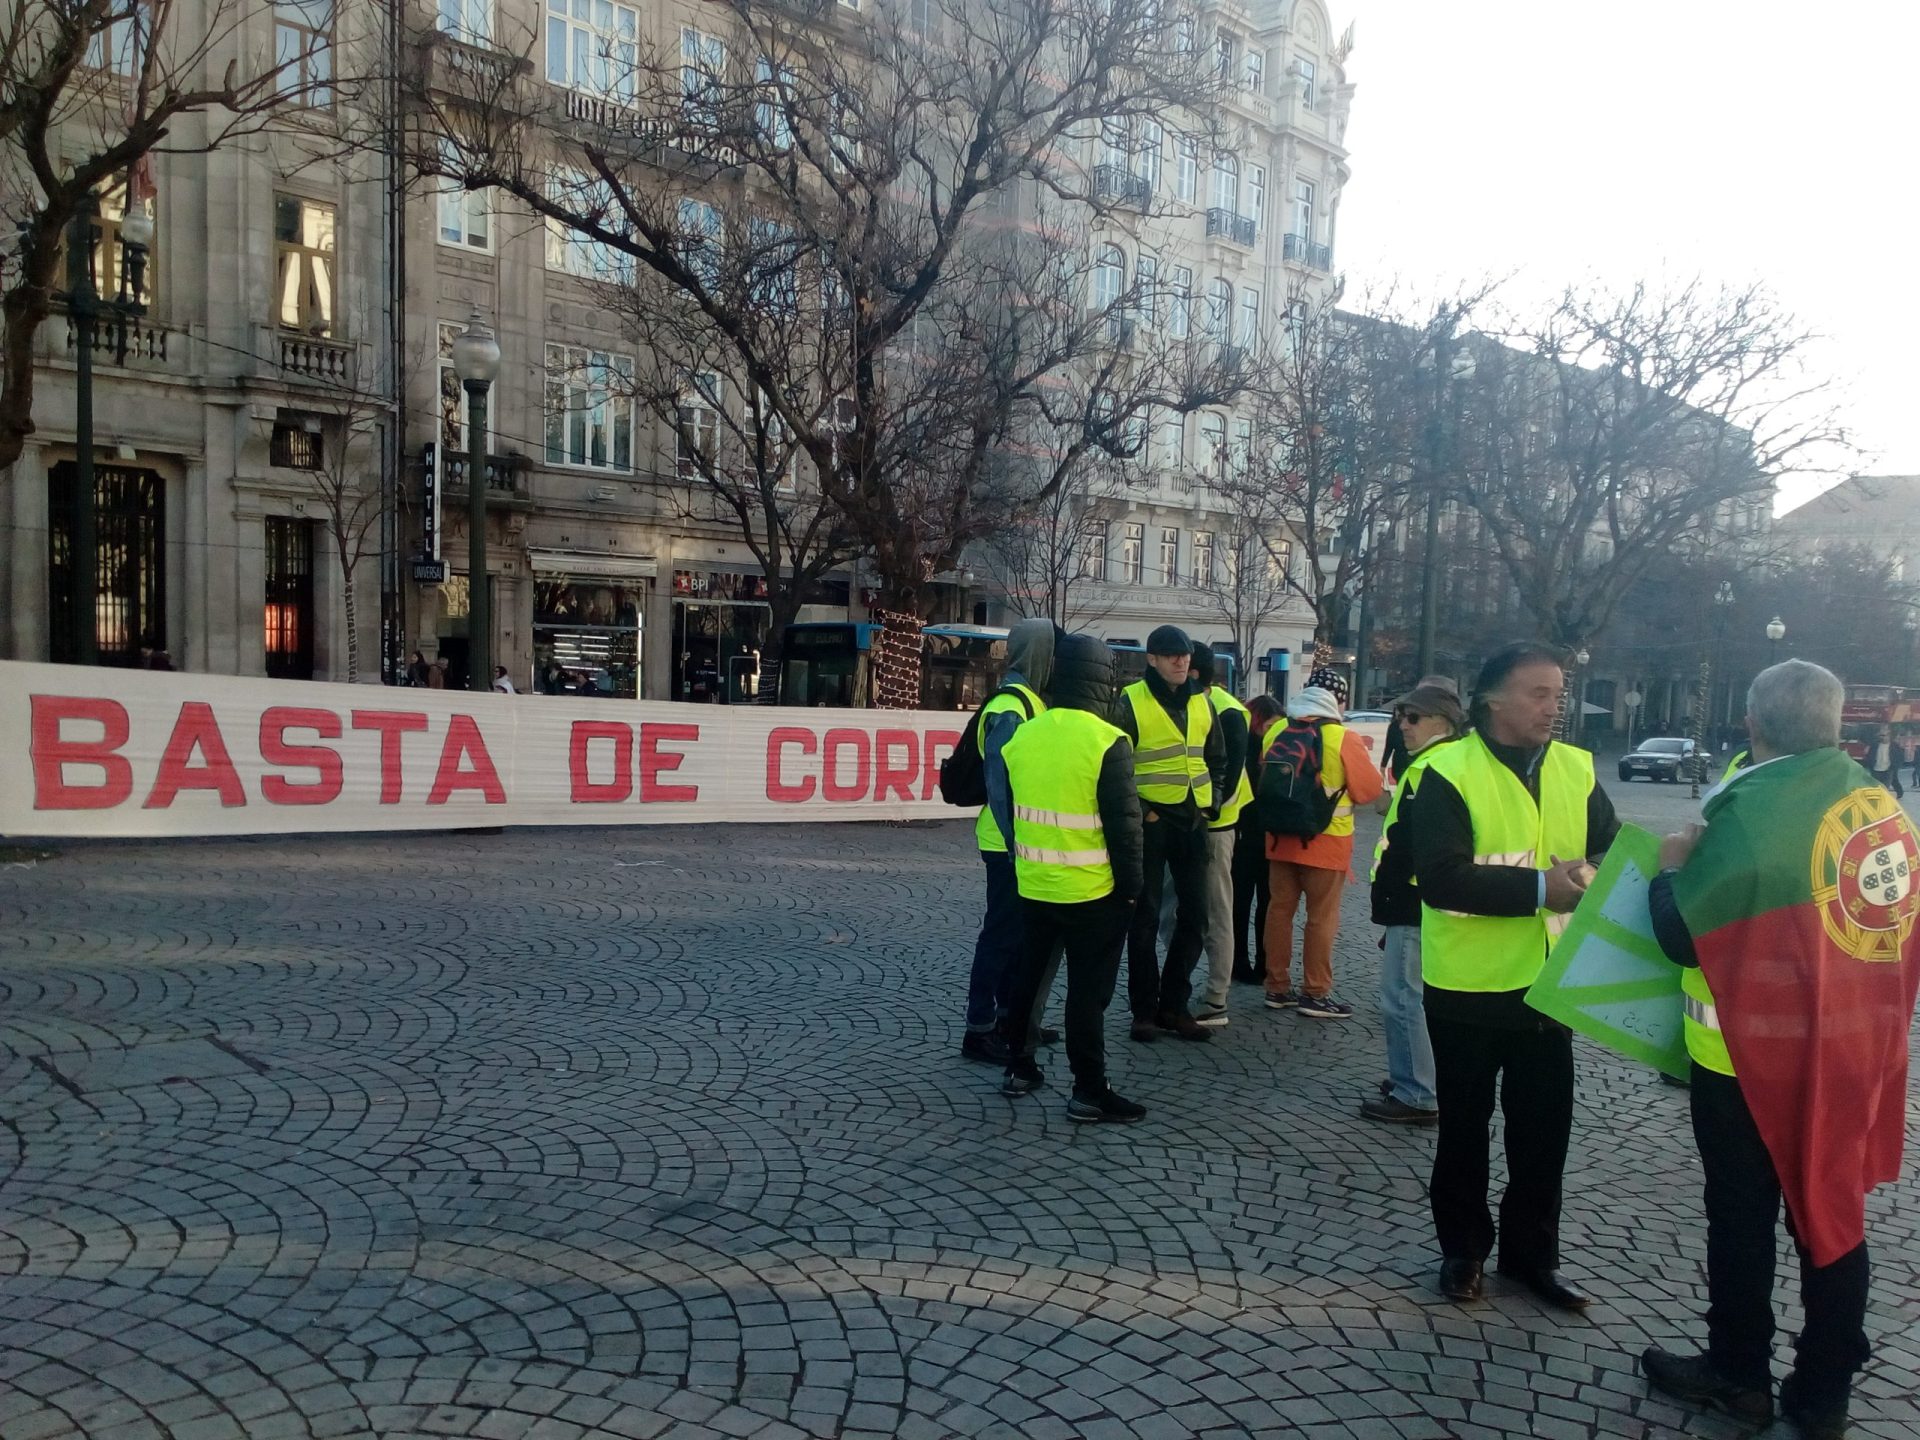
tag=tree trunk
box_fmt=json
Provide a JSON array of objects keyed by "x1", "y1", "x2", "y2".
[
  {"x1": 0, "y1": 231, "x2": 66, "y2": 475},
  {"x1": 871, "y1": 608, "x2": 925, "y2": 710},
  {"x1": 340, "y1": 554, "x2": 360, "y2": 684},
  {"x1": 756, "y1": 591, "x2": 802, "y2": 705}
]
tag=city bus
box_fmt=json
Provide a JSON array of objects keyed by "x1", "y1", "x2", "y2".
[
  {"x1": 777, "y1": 621, "x2": 1238, "y2": 709},
  {"x1": 1840, "y1": 684, "x2": 1917, "y2": 762}
]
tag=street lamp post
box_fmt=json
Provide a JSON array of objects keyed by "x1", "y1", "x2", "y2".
[
  {"x1": 1693, "y1": 581, "x2": 1735, "y2": 798},
  {"x1": 1572, "y1": 644, "x2": 1590, "y2": 745},
  {"x1": 1415, "y1": 344, "x2": 1476, "y2": 680},
  {"x1": 450, "y1": 310, "x2": 501, "y2": 693},
  {"x1": 58, "y1": 191, "x2": 153, "y2": 664},
  {"x1": 1624, "y1": 688, "x2": 1643, "y2": 752},
  {"x1": 1766, "y1": 615, "x2": 1785, "y2": 666}
]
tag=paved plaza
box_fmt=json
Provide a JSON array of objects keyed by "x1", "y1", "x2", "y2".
[{"x1": 1, "y1": 794, "x2": 1916, "y2": 1440}]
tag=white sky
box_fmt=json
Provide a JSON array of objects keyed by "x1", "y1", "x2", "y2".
[{"x1": 1331, "y1": 0, "x2": 1919, "y2": 505}]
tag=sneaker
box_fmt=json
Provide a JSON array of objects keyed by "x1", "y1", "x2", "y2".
[
  {"x1": 1001, "y1": 1061, "x2": 1045, "y2": 1097},
  {"x1": 1067, "y1": 1087, "x2": 1147, "y2": 1124},
  {"x1": 960, "y1": 1031, "x2": 1011, "y2": 1065},
  {"x1": 1640, "y1": 1349, "x2": 1774, "y2": 1425},
  {"x1": 1264, "y1": 990, "x2": 1299, "y2": 1010},
  {"x1": 1128, "y1": 1018, "x2": 1160, "y2": 1043},
  {"x1": 1157, "y1": 1010, "x2": 1214, "y2": 1042},
  {"x1": 1191, "y1": 1004, "x2": 1230, "y2": 1029},
  {"x1": 1297, "y1": 995, "x2": 1354, "y2": 1020},
  {"x1": 1361, "y1": 1095, "x2": 1439, "y2": 1125}
]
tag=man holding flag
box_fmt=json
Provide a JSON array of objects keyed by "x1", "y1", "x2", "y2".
[{"x1": 1642, "y1": 660, "x2": 1920, "y2": 1440}]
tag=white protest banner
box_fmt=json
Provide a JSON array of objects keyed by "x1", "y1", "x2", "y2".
[{"x1": 0, "y1": 661, "x2": 969, "y2": 839}]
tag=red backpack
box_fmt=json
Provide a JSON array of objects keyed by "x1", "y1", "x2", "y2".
[{"x1": 1256, "y1": 718, "x2": 1345, "y2": 842}]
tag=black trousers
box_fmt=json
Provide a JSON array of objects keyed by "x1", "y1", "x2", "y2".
[
  {"x1": 999, "y1": 895, "x2": 1130, "y2": 1093},
  {"x1": 1427, "y1": 1013, "x2": 1573, "y2": 1269},
  {"x1": 1127, "y1": 816, "x2": 1209, "y2": 1020},
  {"x1": 1230, "y1": 818, "x2": 1270, "y2": 979},
  {"x1": 1691, "y1": 1065, "x2": 1870, "y2": 1415}
]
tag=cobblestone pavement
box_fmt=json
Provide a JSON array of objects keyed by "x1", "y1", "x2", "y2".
[{"x1": 2, "y1": 812, "x2": 1916, "y2": 1440}]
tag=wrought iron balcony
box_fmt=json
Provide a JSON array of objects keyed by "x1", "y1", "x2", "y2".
[
  {"x1": 1283, "y1": 232, "x2": 1334, "y2": 271},
  {"x1": 1205, "y1": 209, "x2": 1257, "y2": 246},
  {"x1": 1093, "y1": 164, "x2": 1152, "y2": 211}
]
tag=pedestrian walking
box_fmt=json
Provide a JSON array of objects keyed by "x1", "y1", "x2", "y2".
[
  {"x1": 1258, "y1": 667, "x2": 1383, "y2": 1020},
  {"x1": 1188, "y1": 643, "x2": 1252, "y2": 1028},
  {"x1": 407, "y1": 650, "x2": 431, "y2": 687},
  {"x1": 1231, "y1": 695, "x2": 1284, "y2": 986},
  {"x1": 1870, "y1": 724, "x2": 1903, "y2": 799},
  {"x1": 1115, "y1": 624, "x2": 1225, "y2": 1043},
  {"x1": 1902, "y1": 733, "x2": 1918, "y2": 791},
  {"x1": 1642, "y1": 660, "x2": 1920, "y2": 1440},
  {"x1": 996, "y1": 633, "x2": 1148, "y2": 1123},
  {"x1": 959, "y1": 618, "x2": 1055, "y2": 1065},
  {"x1": 1398, "y1": 641, "x2": 1619, "y2": 1309},
  {"x1": 492, "y1": 665, "x2": 517, "y2": 694},
  {"x1": 1361, "y1": 681, "x2": 1466, "y2": 1125}
]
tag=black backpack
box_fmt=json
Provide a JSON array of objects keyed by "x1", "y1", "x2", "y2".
[
  {"x1": 939, "y1": 686, "x2": 1038, "y2": 806},
  {"x1": 1256, "y1": 718, "x2": 1345, "y2": 842}
]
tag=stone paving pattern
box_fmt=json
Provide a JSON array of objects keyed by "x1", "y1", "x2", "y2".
[{"x1": 1, "y1": 804, "x2": 1916, "y2": 1440}]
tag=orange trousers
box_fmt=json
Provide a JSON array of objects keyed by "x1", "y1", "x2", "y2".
[{"x1": 1264, "y1": 860, "x2": 1346, "y2": 999}]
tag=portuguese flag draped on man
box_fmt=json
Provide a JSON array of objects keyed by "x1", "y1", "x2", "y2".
[{"x1": 1671, "y1": 746, "x2": 1920, "y2": 1266}]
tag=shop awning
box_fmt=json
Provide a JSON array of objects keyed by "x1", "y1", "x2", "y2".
[{"x1": 528, "y1": 549, "x2": 658, "y2": 580}]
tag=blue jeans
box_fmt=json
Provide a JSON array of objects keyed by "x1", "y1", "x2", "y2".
[
  {"x1": 966, "y1": 850, "x2": 1022, "y2": 1032},
  {"x1": 1380, "y1": 925, "x2": 1437, "y2": 1109}
]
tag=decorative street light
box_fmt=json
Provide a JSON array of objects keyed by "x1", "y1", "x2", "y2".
[
  {"x1": 450, "y1": 309, "x2": 501, "y2": 693},
  {"x1": 1694, "y1": 581, "x2": 1736, "y2": 798},
  {"x1": 1624, "y1": 687, "x2": 1643, "y2": 752},
  {"x1": 1572, "y1": 644, "x2": 1591, "y2": 743},
  {"x1": 1415, "y1": 343, "x2": 1476, "y2": 679},
  {"x1": 1766, "y1": 615, "x2": 1785, "y2": 665},
  {"x1": 58, "y1": 190, "x2": 153, "y2": 664}
]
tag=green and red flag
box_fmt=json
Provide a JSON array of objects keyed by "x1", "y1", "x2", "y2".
[{"x1": 1672, "y1": 746, "x2": 1920, "y2": 1266}]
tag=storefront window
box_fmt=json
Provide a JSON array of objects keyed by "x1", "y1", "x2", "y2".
[
  {"x1": 672, "y1": 569, "x2": 768, "y2": 703},
  {"x1": 533, "y1": 578, "x2": 643, "y2": 698}
]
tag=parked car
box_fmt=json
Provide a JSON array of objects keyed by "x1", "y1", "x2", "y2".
[{"x1": 1618, "y1": 736, "x2": 1700, "y2": 783}]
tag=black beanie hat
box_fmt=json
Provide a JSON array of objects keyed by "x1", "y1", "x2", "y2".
[{"x1": 1189, "y1": 641, "x2": 1216, "y2": 685}]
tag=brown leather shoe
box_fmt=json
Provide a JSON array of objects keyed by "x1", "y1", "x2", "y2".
[{"x1": 1157, "y1": 1010, "x2": 1213, "y2": 1042}]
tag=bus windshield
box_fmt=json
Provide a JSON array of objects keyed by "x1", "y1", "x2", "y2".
[{"x1": 780, "y1": 626, "x2": 867, "y2": 706}]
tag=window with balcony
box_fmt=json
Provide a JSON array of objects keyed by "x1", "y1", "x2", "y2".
[
  {"x1": 1198, "y1": 413, "x2": 1226, "y2": 482},
  {"x1": 680, "y1": 28, "x2": 727, "y2": 127},
  {"x1": 1120, "y1": 521, "x2": 1144, "y2": 584},
  {"x1": 1082, "y1": 524, "x2": 1107, "y2": 580},
  {"x1": 1135, "y1": 254, "x2": 1157, "y2": 329},
  {"x1": 438, "y1": 0, "x2": 491, "y2": 46},
  {"x1": 1296, "y1": 56, "x2": 1317, "y2": 110},
  {"x1": 1238, "y1": 287, "x2": 1259, "y2": 349},
  {"x1": 677, "y1": 198, "x2": 723, "y2": 288},
  {"x1": 756, "y1": 56, "x2": 795, "y2": 149},
  {"x1": 1231, "y1": 417, "x2": 1253, "y2": 478},
  {"x1": 677, "y1": 370, "x2": 721, "y2": 478},
  {"x1": 1247, "y1": 163, "x2": 1266, "y2": 225},
  {"x1": 1215, "y1": 31, "x2": 1236, "y2": 80},
  {"x1": 1192, "y1": 530, "x2": 1213, "y2": 586},
  {"x1": 1283, "y1": 298, "x2": 1308, "y2": 358},
  {"x1": 1175, "y1": 136, "x2": 1197, "y2": 203},
  {"x1": 1293, "y1": 177, "x2": 1316, "y2": 240},
  {"x1": 1211, "y1": 152, "x2": 1238, "y2": 214},
  {"x1": 1093, "y1": 244, "x2": 1125, "y2": 319},
  {"x1": 1157, "y1": 411, "x2": 1183, "y2": 471},
  {"x1": 274, "y1": 195, "x2": 335, "y2": 336},
  {"x1": 1138, "y1": 119, "x2": 1162, "y2": 192},
  {"x1": 1159, "y1": 527, "x2": 1179, "y2": 587},
  {"x1": 546, "y1": 172, "x2": 634, "y2": 281},
  {"x1": 64, "y1": 177, "x2": 155, "y2": 305},
  {"x1": 437, "y1": 141, "x2": 490, "y2": 250},
  {"x1": 1167, "y1": 264, "x2": 1191, "y2": 339},
  {"x1": 545, "y1": 344, "x2": 636, "y2": 471},
  {"x1": 1205, "y1": 278, "x2": 1231, "y2": 344},
  {"x1": 548, "y1": 0, "x2": 638, "y2": 102},
  {"x1": 1100, "y1": 118, "x2": 1130, "y2": 174},
  {"x1": 1244, "y1": 48, "x2": 1264, "y2": 93},
  {"x1": 276, "y1": 0, "x2": 334, "y2": 105}
]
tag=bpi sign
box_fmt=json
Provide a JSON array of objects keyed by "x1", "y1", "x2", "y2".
[{"x1": 1, "y1": 662, "x2": 964, "y2": 838}]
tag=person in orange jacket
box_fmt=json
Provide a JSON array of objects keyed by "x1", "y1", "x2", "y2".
[{"x1": 1262, "y1": 667, "x2": 1385, "y2": 1020}]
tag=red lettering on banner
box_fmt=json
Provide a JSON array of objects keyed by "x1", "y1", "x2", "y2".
[
  {"x1": 639, "y1": 723, "x2": 699, "y2": 803},
  {"x1": 874, "y1": 729, "x2": 918, "y2": 803},
  {"x1": 767, "y1": 727, "x2": 817, "y2": 802},
  {"x1": 426, "y1": 716, "x2": 507, "y2": 805},
  {"x1": 822, "y1": 728, "x2": 872, "y2": 803},
  {"x1": 144, "y1": 703, "x2": 246, "y2": 809},
  {"x1": 30, "y1": 695, "x2": 133, "y2": 810},
  {"x1": 570, "y1": 721, "x2": 633, "y2": 803},
  {"x1": 351, "y1": 710, "x2": 429, "y2": 804},
  {"x1": 922, "y1": 730, "x2": 961, "y2": 800},
  {"x1": 260, "y1": 707, "x2": 344, "y2": 806}
]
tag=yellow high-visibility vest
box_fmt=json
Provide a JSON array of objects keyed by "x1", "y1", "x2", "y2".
[
  {"x1": 1681, "y1": 966, "x2": 1735, "y2": 1075},
  {"x1": 1124, "y1": 681, "x2": 1214, "y2": 810},
  {"x1": 1002, "y1": 708, "x2": 1126, "y2": 903},
  {"x1": 973, "y1": 683, "x2": 1047, "y2": 854},
  {"x1": 1206, "y1": 686, "x2": 1254, "y2": 829},
  {"x1": 1419, "y1": 732, "x2": 1594, "y2": 992}
]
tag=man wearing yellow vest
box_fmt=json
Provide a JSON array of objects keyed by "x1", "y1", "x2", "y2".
[
  {"x1": 1188, "y1": 642, "x2": 1252, "y2": 1028},
  {"x1": 1400, "y1": 642, "x2": 1619, "y2": 1309},
  {"x1": 961, "y1": 619, "x2": 1055, "y2": 1064},
  {"x1": 1114, "y1": 624, "x2": 1226, "y2": 1043},
  {"x1": 995, "y1": 633, "x2": 1148, "y2": 1122},
  {"x1": 1641, "y1": 661, "x2": 1919, "y2": 1440}
]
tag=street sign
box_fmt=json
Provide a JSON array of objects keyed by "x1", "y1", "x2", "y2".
[
  {"x1": 421, "y1": 443, "x2": 441, "y2": 562},
  {"x1": 411, "y1": 558, "x2": 447, "y2": 584}
]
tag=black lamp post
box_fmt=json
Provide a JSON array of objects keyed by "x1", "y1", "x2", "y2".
[
  {"x1": 450, "y1": 310, "x2": 501, "y2": 692},
  {"x1": 59, "y1": 190, "x2": 153, "y2": 664},
  {"x1": 1766, "y1": 615, "x2": 1785, "y2": 665}
]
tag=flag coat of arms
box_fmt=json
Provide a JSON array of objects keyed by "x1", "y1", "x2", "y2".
[{"x1": 1670, "y1": 746, "x2": 1920, "y2": 1266}]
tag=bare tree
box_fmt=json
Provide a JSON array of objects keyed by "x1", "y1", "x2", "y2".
[
  {"x1": 1453, "y1": 279, "x2": 1852, "y2": 650},
  {"x1": 0, "y1": 0, "x2": 335, "y2": 471},
  {"x1": 1189, "y1": 473, "x2": 1297, "y2": 692},
  {"x1": 406, "y1": 0, "x2": 1245, "y2": 702},
  {"x1": 978, "y1": 449, "x2": 1129, "y2": 629}
]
